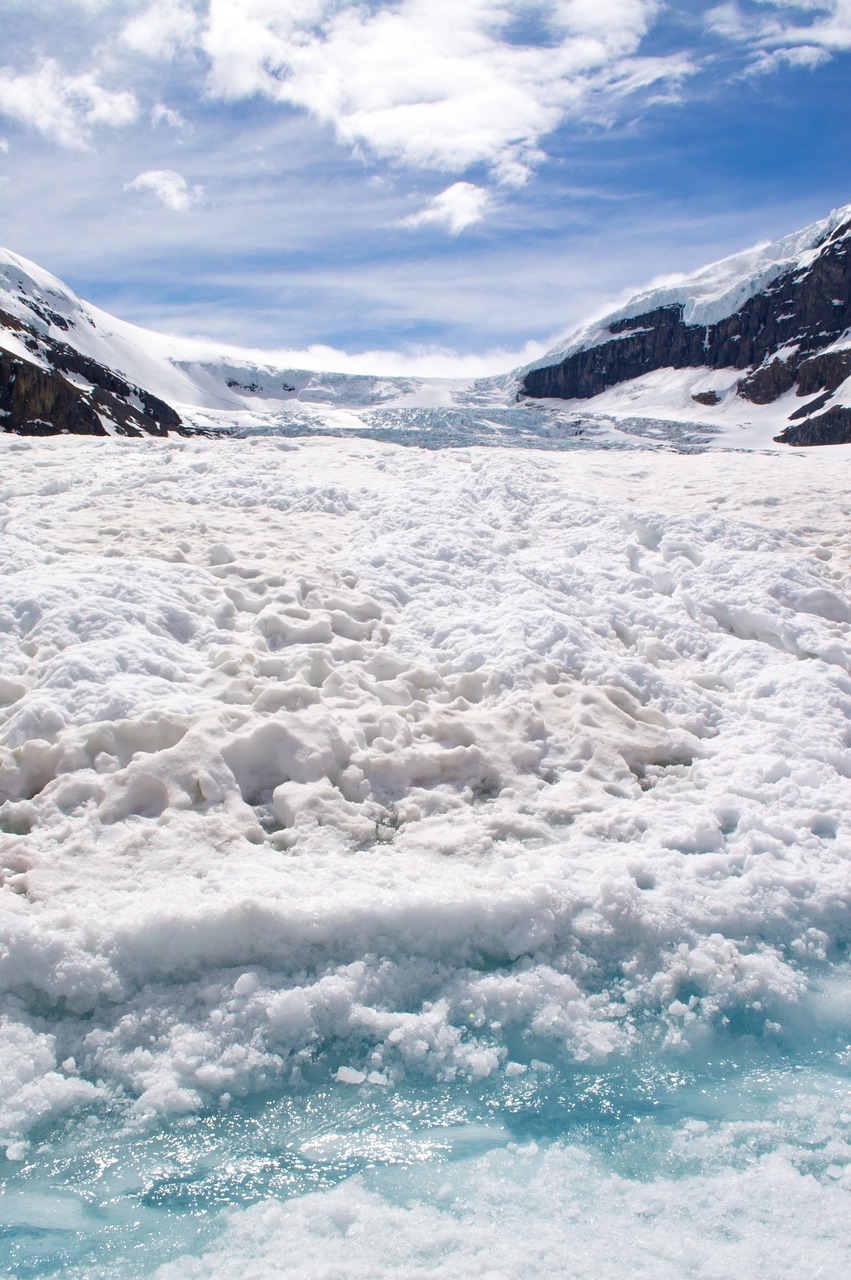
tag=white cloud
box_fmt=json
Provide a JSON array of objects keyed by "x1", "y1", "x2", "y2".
[
  {"x1": 708, "y1": 1, "x2": 851, "y2": 63},
  {"x1": 151, "y1": 102, "x2": 186, "y2": 128},
  {"x1": 121, "y1": 1, "x2": 200, "y2": 59},
  {"x1": 744, "y1": 43, "x2": 832, "y2": 74},
  {"x1": 401, "y1": 183, "x2": 491, "y2": 235},
  {"x1": 0, "y1": 59, "x2": 137, "y2": 149},
  {"x1": 758, "y1": 0, "x2": 851, "y2": 50},
  {"x1": 125, "y1": 168, "x2": 202, "y2": 211},
  {"x1": 705, "y1": 3, "x2": 752, "y2": 41},
  {"x1": 175, "y1": 334, "x2": 550, "y2": 378},
  {"x1": 198, "y1": 1, "x2": 685, "y2": 186}
]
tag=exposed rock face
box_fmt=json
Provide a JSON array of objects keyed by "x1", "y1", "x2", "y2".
[
  {"x1": 0, "y1": 351, "x2": 105, "y2": 436},
  {"x1": 774, "y1": 408, "x2": 851, "y2": 446},
  {"x1": 736, "y1": 358, "x2": 797, "y2": 404},
  {"x1": 795, "y1": 349, "x2": 851, "y2": 396},
  {"x1": 0, "y1": 307, "x2": 183, "y2": 437},
  {"x1": 521, "y1": 217, "x2": 851, "y2": 445}
]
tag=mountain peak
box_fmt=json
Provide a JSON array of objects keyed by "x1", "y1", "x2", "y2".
[{"x1": 521, "y1": 203, "x2": 851, "y2": 445}]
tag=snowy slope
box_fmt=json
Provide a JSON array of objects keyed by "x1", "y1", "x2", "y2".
[
  {"x1": 0, "y1": 244, "x2": 734, "y2": 448},
  {"x1": 520, "y1": 203, "x2": 851, "y2": 445},
  {"x1": 0, "y1": 245, "x2": 471, "y2": 419},
  {"x1": 4, "y1": 200, "x2": 851, "y2": 448}
]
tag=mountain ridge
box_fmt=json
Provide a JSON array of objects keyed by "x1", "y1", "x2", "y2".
[
  {"x1": 2, "y1": 204, "x2": 851, "y2": 446},
  {"x1": 520, "y1": 203, "x2": 851, "y2": 445}
]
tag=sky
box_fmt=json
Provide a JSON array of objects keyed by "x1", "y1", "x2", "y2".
[{"x1": 1, "y1": 0, "x2": 850, "y2": 374}]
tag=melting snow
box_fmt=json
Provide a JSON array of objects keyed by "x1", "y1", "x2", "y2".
[{"x1": 1, "y1": 435, "x2": 850, "y2": 1275}]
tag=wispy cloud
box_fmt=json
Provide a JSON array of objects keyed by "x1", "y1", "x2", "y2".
[
  {"x1": 125, "y1": 168, "x2": 203, "y2": 212},
  {"x1": 707, "y1": 1, "x2": 851, "y2": 64},
  {"x1": 744, "y1": 43, "x2": 832, "y2": 75},
  {"x1": 151, "y1": 103, "x2": 187, "y2": 129}
]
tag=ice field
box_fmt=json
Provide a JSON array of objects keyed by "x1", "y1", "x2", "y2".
[{"x1": 1, "y1": 433, "x2": 851, "y2": 1276}]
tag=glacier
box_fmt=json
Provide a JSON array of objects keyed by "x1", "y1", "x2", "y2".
[{"x1": 5, "y1": 218, "x2": 851, "y2": 450}]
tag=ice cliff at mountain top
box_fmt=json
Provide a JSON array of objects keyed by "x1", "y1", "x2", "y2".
[
  {"x1": 521, "y1": 203, "x2": 851, "y2": 446},
  {"x1": 2, "y1": 202, "x2": 851, "y2": 447}
]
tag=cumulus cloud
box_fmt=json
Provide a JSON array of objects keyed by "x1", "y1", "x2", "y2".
[
  {"x1": 121, "y1": 0, "x2": 200, "y2": 60},
  {"x1": 0, "y1": 60, "x2": 137, "y2": 149},
  {"x1": 198, "y1": 0, "x2": 686, "y2": 186},
  {"x1": 400, "y1": 183, "x2": 491, "y2": 235},
  {"x1": 124, "y1": 168, "x2": 202, "y2": 212}
]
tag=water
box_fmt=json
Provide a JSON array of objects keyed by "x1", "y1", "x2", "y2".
[{"x1": 3, "y1": 1006, "x2": 850, "y2": 1279}]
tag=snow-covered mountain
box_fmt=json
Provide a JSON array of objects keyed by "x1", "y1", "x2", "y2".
[
  {"x1": 521, "y1": 204, "x2": 851, "y2": 446},
  {"x1": 0, "y1": 246, "x2": 467, "y2": 438},
  {"x1": 2, "y1": 202, "x2": 851, "y2": 445}
]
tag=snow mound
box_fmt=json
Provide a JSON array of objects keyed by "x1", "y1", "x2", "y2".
[{"x1": 2, "y1": 436, "x2": 851, "y2": 1143}]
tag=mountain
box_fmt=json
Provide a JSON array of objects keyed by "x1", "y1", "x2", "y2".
[
  {"x1": 3, "y1": 204, "x2": 851, "y2": 445},
  {"x1": 0, "y1": 247, "x2": 448, "y2": 439},
  {"x1": 520, "y1": 204, "x2": 851, "y2": 446},
  {"x1": 0, "y1": 252, "x2": 185, "y2": 437}
]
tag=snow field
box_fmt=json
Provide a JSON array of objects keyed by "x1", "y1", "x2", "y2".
[
  {"x1": 2, "y1": 435, "x2": 851, "y2": 1276},
  {"x1": 1, "y1": 436, "x2": 850, "y2": 1154}
]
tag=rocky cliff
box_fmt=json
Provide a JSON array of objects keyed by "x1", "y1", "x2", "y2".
[
  {"x1": 521, "y1": 209, "x2": 851, "y2": 445},
  {"x1": 0, "y1": 304, "x2": 182, "y2": 438}
]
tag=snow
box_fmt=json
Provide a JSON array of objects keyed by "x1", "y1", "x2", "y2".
[
  {"x1": 0, "y1": 242, "x2": 478, "y2": 415},
  {"x1": 153, "y1": 1142, "x2": 851, "y2": 1280},
  {"x1": 1, "y1": 434, "x2": 851, "y2": 1275},
  {"x1": 517, "y1": 366, "x2": 806, "y2": 451},
  {"x1": 3, "y1": 213, "x2": 851, "y2": 1273}
]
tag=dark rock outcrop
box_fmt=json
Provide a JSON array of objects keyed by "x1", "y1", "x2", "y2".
[
  {"x1": 774, "y1": 407, "x2": 851, "y2": 446},
  {"x1": 522, "y1": 217, "x2": 851, "y2": 412},
  {"x1": 786, "y1": 391, "x2": 832, "y2": 421},
  {"x1": 0, "y1": 306, "x2": 183, "y2": 437},
  {"x1": 48, "y1": 341, "x2": 182, "y2": 434},
  {"x1": 736, "y1": 358, "x2": 797, "y2": 404},
  {"x1": 795, "y1": 349, "x2": 851, "y2": 396},
  {"x1": 0, "y1": 352, "x2": 106, "y2": 436}
]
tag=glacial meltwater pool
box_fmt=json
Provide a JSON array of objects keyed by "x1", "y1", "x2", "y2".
[{"x1": 4, "y1": 988, "x2": 851, "y2": 1279}]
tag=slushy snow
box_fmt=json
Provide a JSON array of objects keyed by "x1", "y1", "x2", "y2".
[{"x1": 1, "y1": 434, "x2": 851, "y2": 1276}]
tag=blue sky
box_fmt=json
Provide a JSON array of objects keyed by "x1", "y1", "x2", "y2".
[{"x1": 1, "y1": 1, "x2": 850, "y2": 373}]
